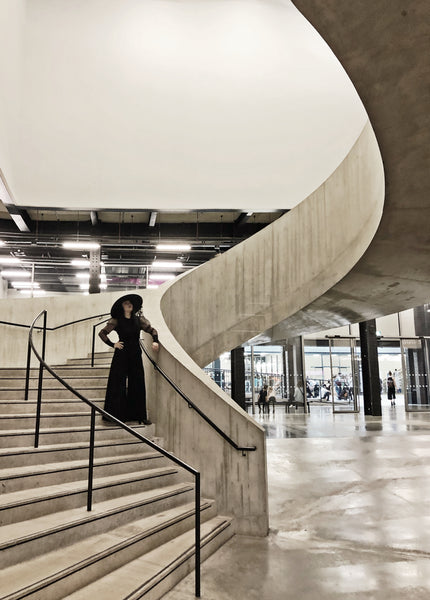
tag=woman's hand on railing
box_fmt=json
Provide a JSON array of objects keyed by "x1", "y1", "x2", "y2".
[{"x1": 152, "y1": 342, "x2": 160, "y2": 352}]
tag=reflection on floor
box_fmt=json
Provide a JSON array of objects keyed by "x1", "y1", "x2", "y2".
[{"x1": 165, "y1": 403, "x2": 430, "y2": 599}]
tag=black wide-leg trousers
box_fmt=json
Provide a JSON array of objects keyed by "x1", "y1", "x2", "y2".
[{"x1": 104, "y1": 348, "x2": 147, "y2": 422}]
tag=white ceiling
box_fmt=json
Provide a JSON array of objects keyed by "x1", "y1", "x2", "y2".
[{"x1": 0, "y1": 0, "x2": 367, "y2": 211}]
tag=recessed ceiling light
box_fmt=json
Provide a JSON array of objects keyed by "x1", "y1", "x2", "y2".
[
  {"x1": 0, "y1": 257, "x2": 21, "y2": 264},
  {"x1": 149, "y1": 273, "x2": 176, "y2": 281},
  {"x1": 71, "y1": 259, "x2": 91, "y2": 267},
  {"x1": 146, "y1": 284, "x2": 159, "y2": 289},
  {"x1": 1, "y1": 270, "x2": 31, "y2": 278},
  {"x1": 12, "y1": 281, "x2": 40, "y2": 289},
  {"x1": 63, "y1": 242, "x2": 100, "y2": 250},
  {"x1": 156, "y1": 244, "x2": 191, "y2": 252},
  {"x1": 151, "y1": 261, "x2": 183, "y2": 270}
]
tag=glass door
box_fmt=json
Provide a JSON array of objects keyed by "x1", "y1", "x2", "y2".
[
  {"x1": 329, "y1": 338, "x2": 360, "y2": 413},
  {"x1": 401, "y1": 338, "x2": 430, "y2": 411}
]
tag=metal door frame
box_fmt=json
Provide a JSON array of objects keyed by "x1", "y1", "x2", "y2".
[
  {"x1": 401, "y1": 336, "x2": 430, "y2": 412},
  {"x1": 329, "y1": 338, "x2": 360, "y2": 414}
]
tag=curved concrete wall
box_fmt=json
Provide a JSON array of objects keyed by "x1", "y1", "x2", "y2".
[{"x1": 161, "y1": 121, "x2": 384, "y2": 366}]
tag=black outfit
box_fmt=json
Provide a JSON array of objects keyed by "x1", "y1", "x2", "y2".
[
  {"x1": 99, "y1": 313, "x2": 158, "y2": 422},
  {"x1": 257, "y1": 388, "x2": 268, "y2": 414},
  {"x1": 387, "y1": 376, "x2": 396, "y2": 401}
]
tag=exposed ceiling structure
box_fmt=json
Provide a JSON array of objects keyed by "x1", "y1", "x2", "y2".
[{"x1": 0, "y1": 202, "x2": 284, "y2": 295}]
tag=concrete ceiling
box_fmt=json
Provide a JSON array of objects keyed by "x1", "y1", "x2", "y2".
[{"x1": 0, "y1": 0, "x2": 366, "y2": 212}]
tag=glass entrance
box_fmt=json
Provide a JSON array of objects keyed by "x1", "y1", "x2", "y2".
[
  {"x1": 401, "y1": 338, "x2": 430, "y2": 411},
  {"x1": 329, "y1": 338, "x2": 360, "y2": 413}
]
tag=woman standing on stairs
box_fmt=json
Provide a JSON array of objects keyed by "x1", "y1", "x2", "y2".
[{"x1": 99, "y1": 294, "x2": 159, "y2": 425}]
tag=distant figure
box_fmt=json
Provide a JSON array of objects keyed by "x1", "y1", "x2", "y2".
[
  {"x1": 387, "y1": 371, "x2": 396, "y2": 406},
  {"x1": 267, "y1": 386, "x2": 276, "y2": 414},
  {"x1": 321, "y1": 380, "x2": 330, "y2": 401},
  {"x1": 257, "y1": 385, "x2": 268, "y2": 414}
]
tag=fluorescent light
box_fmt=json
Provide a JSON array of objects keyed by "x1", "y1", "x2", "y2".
[
  {"x1": 80, "y1": 283, "x2": 90, "y2": 290},
  {"x1": 149, "y1": 212, "x2": 157, "y2": 227},
  {"x1": 71, "y1": 259, "x2": 90, "y2": 267},
  {"x1": 1, "y1": 270, "x2": 31, "y2": 278},
  {"x1": 149, "y1": 273, "x2": 176, "y2": 281},
  {"x1": 63, "y1": 241, "x2": 100, "y2": 250},
  {"x1": 10, "y1": 214, "x2": 30, "y2": 232},
  {"x1": 246, "y1": 211, "x2": 254, "y2": 216},
  {"x1": 146, "y1": 284, "x2": 159, "y2": 289},
  {"x1": 76, "y1": 272, "x2": 90, "y2": 279},
  {"x1": 0, "y1": 240, "x2": 4, "y2": 246},
  {"x1": 12, "y1": 281, "x2": 40, "y2": 289},
  {"x1": 20, "y1": 289, "x2": 46, "y2": 296},
  {"x1": 156, "y1": 244, "x2": 191, "y2": 252},
  {"x1": 0, "y1": 257, "x2": 21, "y2": 264},
  {"x1": 152, "y1": 261, "x2": 183, "y2": 270}
]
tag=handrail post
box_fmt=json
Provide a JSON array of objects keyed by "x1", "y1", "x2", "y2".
[
  {"x1": 91, "y1": 323, "x2": 96, "y2": 367},
  {"x1": 24, "y1": 336, "x2": 32, "y2": 401},
  {"x1": 34, "y1": 310, "x2": 47, "y2": 448},
  {"x1": 195, "y1": 472, "x2": 201, "y2": 598},
  {"x1": 87, "y1": 406, "x2": 96, "y2": 511}
]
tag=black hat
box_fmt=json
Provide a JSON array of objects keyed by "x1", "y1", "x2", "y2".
[{"x1": 110, "y1": 294, "x2": 143, "y2": 318}]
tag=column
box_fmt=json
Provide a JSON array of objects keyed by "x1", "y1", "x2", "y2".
[
  {"x1": 286, "y1": 336, "x2": 305, "y2": 409},
  {"x1": 359, "y1": 319, "x2": 382, "y2": 416},
  {"x1": 231, "y1": 346, "x2": 246, "y2": 410},
  {"x1": 89, "y1": 248, "x2": 101, "y2": 294}
]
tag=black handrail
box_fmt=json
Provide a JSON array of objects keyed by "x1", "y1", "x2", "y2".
[
  {"x1": 27, "y1": 310, "x2": 201, "y2": 598},
  {"x1": 139, "y1": 341, "x2": 257, "y2": 454},
  {"x1": 0, "y1": 313, "x2": 110, "y2": 331}
]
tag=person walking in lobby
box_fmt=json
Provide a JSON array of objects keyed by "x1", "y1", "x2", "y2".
[
  {"x1": 387, "y1": 371, "x2": 396, "y2": 406},
  {"x1": 99, "y1": 294, "x2": 159, "y2": 424}
]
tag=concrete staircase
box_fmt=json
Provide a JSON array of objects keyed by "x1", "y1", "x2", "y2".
[{"x1": 0, "y1": 352, "x2": 234, "y2": 599}]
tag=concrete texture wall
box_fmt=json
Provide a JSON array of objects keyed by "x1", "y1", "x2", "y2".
[
  {"x1": 275, "y1": 0, "x2": 430, "y2": 333},
  {"x1": 161, "y1": 122, "x2": 384, "y2": 367}
]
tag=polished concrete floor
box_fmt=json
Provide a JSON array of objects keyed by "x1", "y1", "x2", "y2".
[{"x1": 165, "y1": 401, "x2": 430, "y2": 599}]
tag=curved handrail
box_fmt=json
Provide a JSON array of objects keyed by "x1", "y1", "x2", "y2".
[
  {"x1": 139, "y1": 341, "x2": 257, "y2": 454},
  {"x1": 27, "y1": 310, "x2": 201, "y2": 598},
  {"x1": 0, "y1": 313, "x2": 110, "y2": 331}
]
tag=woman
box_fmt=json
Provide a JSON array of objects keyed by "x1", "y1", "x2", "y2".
[{"x1": 99, "y1": 294, "x2": 159, "y2": 424}]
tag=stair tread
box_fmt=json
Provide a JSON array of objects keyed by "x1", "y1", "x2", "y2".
[
  {"x1": 0, "y1": 451, "x2": 163, "y2": 480},
  {"x1": 0, "y1": 466, "x2": 179, "y2": 510},
  {"x1": 0, "y1": 423, "x2": 149, "y2": 436},
  {"x1": 0, "y1": 437, "x2": 144, "y2": 457},
  {"x1": 0, "y1": 500, "x2": 211, "y2": 598},
  {"x1": 0, "y1": 483, "x2": 195, "y2": 549},
  {"x1": 63, "y1": 516, "x2": 232, "y2": 600}
]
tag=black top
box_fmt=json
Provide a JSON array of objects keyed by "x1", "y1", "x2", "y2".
[{"x1": 99, "y1": 314, "x2": 158, "y2": 349}]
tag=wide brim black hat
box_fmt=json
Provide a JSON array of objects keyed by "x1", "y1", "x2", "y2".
[{"x1": 110, "y1": 294, "x2": 143, "y2": 318}]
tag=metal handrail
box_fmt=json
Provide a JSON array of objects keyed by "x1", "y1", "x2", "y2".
[
  {"x1": 27, "y1": 310, "x2": 201, "y2": 598},
  {"x1": 0, "y1": 313, "x2": 110, "y2": 331},
  {"x1": 139, "y1": 341, "x2": 257, "y2": 454}
]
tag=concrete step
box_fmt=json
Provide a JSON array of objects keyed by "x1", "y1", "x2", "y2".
[
  {"x1": 63, "y1": 516, "x2": 234, "y2": 600},
  {"x1": 0, "y1": 465, "x2": 183, "y2": 525},
  {"x1": 0, "y1": 376, "x2": 108, "y2": 389},
  {"x1": 0, "y1": 451, "x2": 169, "y2": 493},
  {"x1": 0, "y1": 500, "x2": 216, "y2": 600},
  {"x1": 0, "y1": 387, "x2": 106, "y2": 400},
  {"x1": 0, "y1": 437, "x2": 165, "y2": 469},
  {"x1": 67, "y1": 357, "x2": 112, "y2": 366},
  {"x1": 0, "y1": 423, "x2": 155, "y2": 448},
  {"x1": 0, "y1": 483, "x2": 196, "y2": 569},
  {"x1": 0, "y1": 366, "x2": 110, "y2": 377},
  {"x1": 0, "y1": 412, "x2": 107, "y2": 430},
  {"x1": 0, "y1": 399, "x2": 105, "y2": 415}
]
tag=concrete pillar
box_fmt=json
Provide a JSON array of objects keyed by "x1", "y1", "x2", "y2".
[
  {"x1": 231, "y1": 346, "x2": 246, "y2": 410},
  {"x1": 89, "y1": 248, "x2": 101, "y2": 294},
  {"x1": 359, "y1": 319, "x2": 382, "y2": 416},
  {"x1": 0, "y1": 276, "x2": 7, "y2": 298},
  {"x1": 286, "y1": 336, "x2": 305, "y2": 407}
]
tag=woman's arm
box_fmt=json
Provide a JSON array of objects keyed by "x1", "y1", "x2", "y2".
[
  {"x1": 139, "y1": 316, "x2": 159, "y2": 350},
  {"x1": 98, "y1": 318, "x2": 118, "y2": 348}
]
